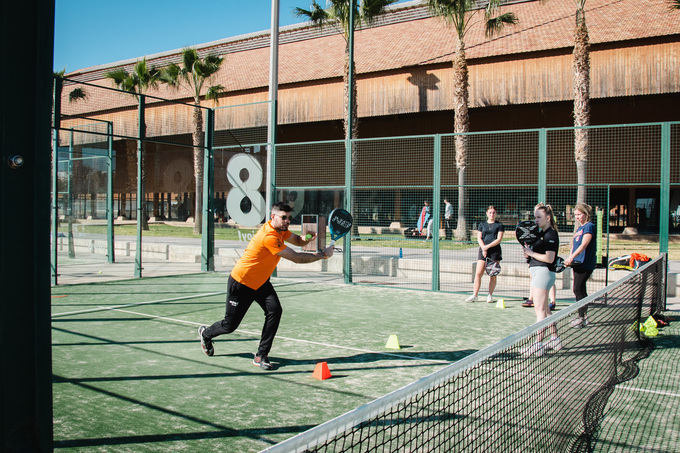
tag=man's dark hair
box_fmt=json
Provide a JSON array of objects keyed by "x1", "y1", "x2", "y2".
[{"x1": 272, "y1": 202, "x2": 292, "y2": 213}]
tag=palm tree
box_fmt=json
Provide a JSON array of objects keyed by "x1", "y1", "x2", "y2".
[
  {"x1": 294, "y1": 0, "x2": 398, "y2": 141},
  {"x1": 571, "y1": 0, "x2": 590, "y2": 205},
  {"x1": 427, "y1": 0, "x2": 517, "y2": 240},
  {"x1": 160, "y1": 48, "x2": 224, "y2": 234},
  {"x1": 295, "y1": 0, "x2": 398, "y2": 237},
  {"x1": 105, "y1": 58, "x2": 161, "y2": 230}
]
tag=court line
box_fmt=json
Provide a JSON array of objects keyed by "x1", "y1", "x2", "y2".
[
  {"x1": 109, "y1": 307, "x2": 451, "y2": 364},
  {"x1": 617, "y1": 385, "x2": 680, "y2": 399},
  {"x1": 51, "y1": 291, "x2": 227, "y2": 318}
]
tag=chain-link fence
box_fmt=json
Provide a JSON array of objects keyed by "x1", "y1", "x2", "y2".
[{"x1": 51, "y1": 78, "x2": 679, "y2": 303}]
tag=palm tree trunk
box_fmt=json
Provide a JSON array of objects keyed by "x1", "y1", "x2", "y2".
[
  {"x1": 344, "y1": 43, "x2": 360, "y2": 237},
  {"x1": 193, "y1": 102, "x2": 205, "y2": 234},
  {"x1": 573, "y1": 6, "x2": 590, "y2": 205},
  {"x1": 453, "y1": 43, "x2": 470, "y2": 241}
]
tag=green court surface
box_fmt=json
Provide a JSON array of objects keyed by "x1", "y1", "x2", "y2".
[{"x1": 51, "y1": 274, "x2": 679, "y2": 452}]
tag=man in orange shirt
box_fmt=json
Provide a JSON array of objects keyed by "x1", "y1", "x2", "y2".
[{"x1": 198, "y1": 202, "x2": 335, "y2": 370}]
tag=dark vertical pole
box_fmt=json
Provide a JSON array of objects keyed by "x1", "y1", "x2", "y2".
[
  {"x1": 107, "y1": 121, "x2": 115, "y2": 263},
  {"x1": 135, "y1": 95, "x2": 145, "y2": 278},
  {"x1": 0, "y1": 0, "x2": 55, "y2": 450},
  {"x1": 52, "y1": 77, "x2": 62, "y2": 285},
  {"x1": 202, "y1": 108, "x2": 215, "y2": 271}
]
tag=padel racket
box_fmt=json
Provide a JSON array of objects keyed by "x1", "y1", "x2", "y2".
[
  {"x1": 485, "y1": 257, "x2": 501, "y2": 276},
  {"x1": 554, "y1": 256, "x2": 566, "y2": 273},
  {"x1": 516, "y1": 220, "x2": 539, "y2": 248},
  {"x1": 328, "y1": 208, "x2": 353, "y2": 248}
]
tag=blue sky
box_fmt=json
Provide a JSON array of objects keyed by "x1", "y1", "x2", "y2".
[{"x1": 54, "y1": 0, "x2": 411, "y2": 73}]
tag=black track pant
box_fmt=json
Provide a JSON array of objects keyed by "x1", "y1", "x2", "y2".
[
  {"x1": 204, "y1": 276, "x2": 282, "y2": 357},
  {"x1": 573, "y1": 267, "x2": 593, "y2": 317}
]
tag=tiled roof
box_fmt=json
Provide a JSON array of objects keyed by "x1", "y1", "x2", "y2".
[{"x1": 66, "y1": 0, "x2": 680, "y2": 96}]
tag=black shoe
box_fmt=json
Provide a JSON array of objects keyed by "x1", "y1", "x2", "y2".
[
  {"x1": 198, "y1": 326, "x2": 214, "y2": 356},
  {"x1": 253, "y1": 354, "x2": 273, "y2": 370}
]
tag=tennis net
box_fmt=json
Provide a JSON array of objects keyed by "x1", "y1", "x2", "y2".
[{"x1": 263, "y1": 254, "x2": 666, "y2": 453}]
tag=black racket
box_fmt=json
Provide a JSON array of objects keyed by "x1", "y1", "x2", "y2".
[
  {"x1": 554, "y1": 256, "x2": 566, "y2": 273},
  {"x1": 516, "y1": 220, "x2": 539, "y2": 248},
  {"x1": 485, "y1": 257, "x2": 501, "y2": 276},
  {"x1": 328, "y1": 208, "x2": 353, "y2": 248}
]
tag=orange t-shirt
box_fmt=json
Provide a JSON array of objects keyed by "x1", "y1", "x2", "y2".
[{"x1": 231, "y1": 221, "x2": 291, "y2": 290}]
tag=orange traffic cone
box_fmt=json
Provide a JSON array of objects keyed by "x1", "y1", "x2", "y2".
[{"x1": 313, "y1": 361, "x2": 332, "y2": 380}]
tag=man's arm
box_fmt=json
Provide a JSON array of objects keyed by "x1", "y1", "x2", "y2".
[
  {"x1": 286, "y1": 232, "x2": 315, "y2": 247},
  {"x1": 277, "y1": 245, "x2": 335, "y2": 263}
]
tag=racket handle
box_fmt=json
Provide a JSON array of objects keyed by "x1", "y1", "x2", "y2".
[{"x1": 329, "y1": 239, "x2": 336, "y2": 247}]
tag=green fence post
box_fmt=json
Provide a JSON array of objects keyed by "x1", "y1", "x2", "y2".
[
  {"x1": 538, "y1": 128, "x2": 547, "y2": 203},
  {"x1": 135, "y1": 95, "x2": 145, "y2": 278},
  {"x1": 432, "y1": 134, "x2": 441, "y2": 291},
  {"x1": 52, "y1": 77, "x2": 61, "y2": 285},
  {"x1": 107, "y1": 121, "x2": 114, "y2": 263},
  {"x1": 202, "y1": 108, "x2": 215, "y2": 271},
  {"x1": 660, "y1": 122, "x2": 671, "y2": 255},
  {"x1": 67, "y1": 128, "x2": 75, "y2": 258}
]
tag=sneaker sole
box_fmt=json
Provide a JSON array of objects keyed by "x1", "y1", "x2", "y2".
[{"x1": 198, "y1": 326, "x2": 214, "y2": 357}]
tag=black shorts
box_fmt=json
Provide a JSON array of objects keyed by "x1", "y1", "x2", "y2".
[{"x1": 478, "y1": 247, "x2": 502, "y2": 262}]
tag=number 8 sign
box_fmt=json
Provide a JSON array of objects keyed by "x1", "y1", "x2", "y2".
[{"x1": 226, "y1": 154, "x2": 266, "y2": 227}]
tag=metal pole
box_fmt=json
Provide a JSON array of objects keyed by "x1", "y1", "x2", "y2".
[
  {"x1": 107, "y1": 121, "x2": 114, "y2": 263},
  {"x1": 538, "y1": 128, "x2": 547, "y2": 203},
  {"x1": 432, "y1": 134, "x2": 441, "y2": 291},
  {"x1": 135, "y1": 95, "x2": 145, "y2": 278},
  {"x1": 660, "y1": 122, "x2": 671, "y2": 255},
  {"x1": 267, "y1": 0, "x2": 279, "y2": 217},
  {"x1": 202, "y1": 108, "x2": 215, "y2": 271},
  {"x1": 52, "y1": 77, "x2": 62, "y2": 285}
]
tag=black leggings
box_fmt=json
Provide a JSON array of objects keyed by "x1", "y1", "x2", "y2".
[{"x1": 573, "y1": 267, "x2": 593, "y2": 317}]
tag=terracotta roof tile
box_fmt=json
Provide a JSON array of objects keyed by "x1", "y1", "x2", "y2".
[{"x1": 66, "y1": 0, "x2": 680, "y2": 99}]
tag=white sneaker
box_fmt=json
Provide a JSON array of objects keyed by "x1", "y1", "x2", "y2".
[
  {"x1": 570, "y1": 316, "x2": 587, "y2": 328},
  {"x1": 522, "y1": 341, "x2": 544, "y2": 357},
  {"x1": 486, "y1": 294, "x2": 494, "y2": 303},
  {"x1": 465, "y1": 295, "x2": 478, "y2": 303},
  {"x1": 544, "y1": 336, "x2": 562, "y2": 351}
]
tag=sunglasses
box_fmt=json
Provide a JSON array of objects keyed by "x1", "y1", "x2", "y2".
[{"x1": 274, "y1": 214, "x2": 291, "y2": 221}]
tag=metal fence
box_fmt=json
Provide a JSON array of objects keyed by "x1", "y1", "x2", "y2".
[{"x1": 51, "y1": 78, "x2": 679, "y2": 303}]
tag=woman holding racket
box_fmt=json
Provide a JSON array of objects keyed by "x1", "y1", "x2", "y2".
[
  {"x1": 466, "y1": 206, "x2": 504, "y2": 303},
  {"x1": 522, "y1": 204, "x2": 562, "y2": 356},
  {"x1": 566, "y1": 203, "x2": 598, "y2": 328}
]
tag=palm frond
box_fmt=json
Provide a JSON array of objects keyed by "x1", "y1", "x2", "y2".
[
  {"x1": 484, "y1": 12, "x2": 518, "y2": 38},
  {"x1": 294, "y1": 2, "x2": 330, "y2": 25},
  {"x1": 68, "y1": 87, "x2": 86, "y2": 103},
  {"x1": 105, "y1": 68, "x2": 130, "y2": 85},
  {"x1": 182, "y1": 48, "x2": 200, "y2": 72},
  {"x1": 361, "y1": 0, "x2": 400, "y2": 25},
  {"x1": 205, "y1": 85, "x2": 225, "y2": 104}
]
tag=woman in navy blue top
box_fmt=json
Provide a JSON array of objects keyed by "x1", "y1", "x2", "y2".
[{"x1": 565, "y1": 203, "x2": 597, "y2": 328}]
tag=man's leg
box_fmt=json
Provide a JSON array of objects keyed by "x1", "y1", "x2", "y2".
[
  {"x1": 253, "y1": 280, "x2": 283, "y2": 357},
  {"x1": 201, "y1": 276, "x2": 254, "y2": 352}
]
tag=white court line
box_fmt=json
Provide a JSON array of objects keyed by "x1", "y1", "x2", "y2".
[
  {"x1": 109, "y1": 307, "x2": 451, "y2": 364},
  {"x1": 51, "y1": 291, "x2": 227, "y2": 318},
  {"x1": 617, "y1": 385, "x2": 680, "y2": 399}
]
